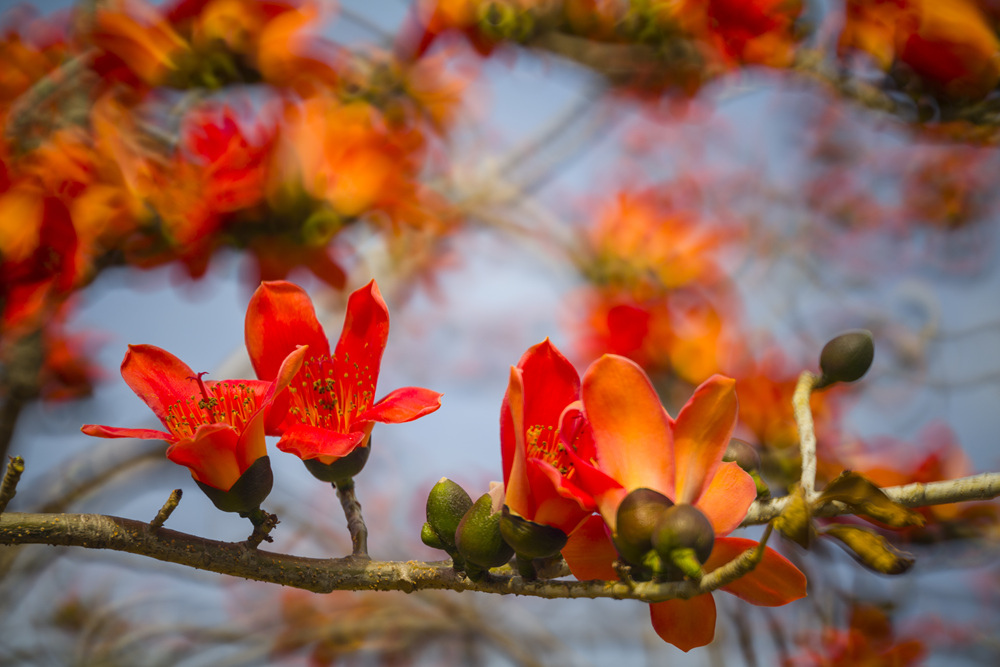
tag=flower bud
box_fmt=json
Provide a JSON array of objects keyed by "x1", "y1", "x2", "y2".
[
  {"x1": 499, "y1": 506, "x2": 568, "y2": 560},
  {"x1": 302, "y1": 441, "x2": 372, "y2": 484},
  {"x1": 196, "y1": 456, "x2": 273, "y2": 514},
  {"x1": 421, "y1": 522, "x2": 445, "y2": 550},
  {"x1": 817, "y1": 329, "x2": 874, "y2": 389},
  {"x1": 456, "y1": 492, "x2": 514, "y2": 573},
  {"x1": 614, "y1": 488, "x2": 674, "y2": 567},
  {"x1": 723, "y1": 438, "x2": 761, "y2": 473},
  {"x1": 425, "y1": 477, "x2": 473, "y2": 552},
  {"x1": 652, "y1": 504, "x2": 715, "y2": 567}
]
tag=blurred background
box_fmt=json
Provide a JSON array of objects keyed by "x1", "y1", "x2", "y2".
[{"x1": 2, "y1": 0, "x2": 1000, "y2": 664}]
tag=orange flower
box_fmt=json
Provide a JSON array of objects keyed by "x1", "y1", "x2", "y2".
[{"x1": 564, "y1": 355, "x2": 806, "y2": 651}]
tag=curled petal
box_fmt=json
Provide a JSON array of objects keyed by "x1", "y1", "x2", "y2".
[
  {"x1": 245, "y1": 280, "x2": 330, "y2": 381},
  {"x1": 673, "y1": 375, "x2": 738, "y2": 505},
  {"x1": 649, "y1": 595, "x2": 717, "y2": 652},
  {"x1": 276, "y1": 422, "x2": 367, "y2": 463},
  {"x1": 359, "y1": 386, "x2": 443, "y2": 424},
  {"x1": 120, "y1": 344, "x2": 199, "y2": 426},
  {"x1": 695, "y1": 461, "x2": 757, "y2": 536},
  {"x1": 525, "y1": 458, "x2": 594, "y2": 535},
  {"x1": 710, "y1": 537, "x2": 808, "y2": 607},
  {"x1": 581, "y1": 355, "x2": 674, "y2": 498},
  {"x1": 561, "y1": 514, "x2": 618, "y2": 581}
]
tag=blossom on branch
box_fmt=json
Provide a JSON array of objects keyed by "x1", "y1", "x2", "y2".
[{"x1": 244, "y1": 280, "x2": 442, "y2": 480}]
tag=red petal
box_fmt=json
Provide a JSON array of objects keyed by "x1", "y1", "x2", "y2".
[
  {"x1": 525, "y1": 458, "x2": 593, "y2": 534},
  {"x1": 236, "y1": 404, "x2": 268, "y2": 472},
  {"x1": 581, "y1": 355, "x2": 675, "y2": 499},
  {"x1": 649, "y1": 595, "x2": 717, "y2": 652},
  {"x1": 503, "y1": 366, "x2": 533, "y2": 520},
  {"x1": 245, "y1": 281, "x2": 330, "y2": 381},
  {"x1": 517, "y1": 339, "x2": 581, "y2": 442},
  {"x1": 561, "y1": 514, "x2": 619, "y2": 581},
  {"x1": 81, "y1": 424, "x2": 174, "y2": 441},
  {"x1": 166, "y1": 423, "x2": 242, "y2": 491},
  {"x1": 673, "y1": 375, "x2": 738, "y2": 505},
  {"x1": 695, "y1": 461, "x2": 757, "y2": 536},
  {"x1": 331, "y1": 280, "x2": 389, "y2": 405},
  {"x1": 567, "y1": 446, "x2": 628, "y2": 530},
  {"x1": 120, "y1": 344, "x2": 199, "y2": 427},
  {"x1": 276, "y1": 422, "x2": 367, "y2": 463},
  {"x1": 711, "y1": 537, "x2": 808, "y2": 607},
  {"x1": 359, "y1": 386, "x2": 443, "y2": 423}
]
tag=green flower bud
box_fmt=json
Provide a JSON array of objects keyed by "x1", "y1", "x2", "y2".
[
  {"x1": 499, "y1": 506, "x2": 568, "y2": 560},
  {"x1": 196, "y1": 456, "x2": 273, "y2": 514},
  {"x1": 652, "y1": 504, "x2": 715, "y2": 567},
  {"x1": 614, "y1": 488, "x2": 674, "y2": 567},
  {"x1": 425, "y1": 477, "x2": 473, "y2": 551},
  {"x1": 817, "y1": 329, "x2": 874, "y2": 389},
  {"x1": 302, "y1": 441, "x2": 372, "y2": 484},
  {"x1": 456, "y1": 492, "x2": 514, "y2": 572},
  {"x1": 421, "y1": 522, "x2": 445, "y2": 550}
]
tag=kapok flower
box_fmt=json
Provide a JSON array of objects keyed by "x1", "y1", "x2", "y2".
[
  {"x1": 500, "y1": 340, "x2": 595, "y2": 559},
  {"x1": 564, "y1": 354, "x2": 806, "y2": 651},
  {"x1": 82, "y1": 343, "x2": 306, "y2": 508},
  {"x1": 244, "y1": 280, "x2": 442, "y2": 478}
]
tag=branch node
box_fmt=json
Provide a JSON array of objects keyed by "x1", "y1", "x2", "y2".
[
  {"x1": 149, "y1": 489, "x2": 183, "y2": 529},
  {"x1": 242, "y1": 508, "x2": 279, "y2": 548},
  {"x1": 0, "y1": 456, "x2": 25, "y2": 514}
]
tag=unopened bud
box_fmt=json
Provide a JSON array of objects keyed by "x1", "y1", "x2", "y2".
[
  {"x1": 614, "y1": 488, "x2": 674, "y2": 567},
  {"x1": 724, "y1": 438, "x2": 761, "y2": 473},
  {"x1": 817, "y1": 329, "x2": 874, "y2": 389},
  {"x1": 456, "y1": 492, "x2": 514, "y2": 573},
  {"x1": 499, "y1": 507, "x2": 568, "y2": 560},
  {"x1": 652, "y1": 504, "x2": 715, "y2": 568},
  {"x1": 425, "y1": 477, "x2": 473, "y2": 552}
]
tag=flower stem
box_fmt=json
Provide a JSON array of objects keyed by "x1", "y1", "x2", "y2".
[
  {"x1": 334, "y1": 478, "x2": 369, "y2": 559},
  {"x1": 792, "y1": 370, "x2": 819, "y2": 500},
  {"x1": 241, "y1": 507, "x2": 278, "y2": 548}
]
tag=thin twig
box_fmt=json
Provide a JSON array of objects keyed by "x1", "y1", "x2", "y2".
[
  {"x1": 148, "y1": 490, "x2": 182, "y2": 530},
  {"x1": 792, "y1": 371, "x2": 820, "y2": 500},
  {"x1": 0, "y1": 457, "x2": 25, "y2": 514}
]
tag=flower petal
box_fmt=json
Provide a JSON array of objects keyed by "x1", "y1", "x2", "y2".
[
  {"x1": 331, "y1": 280, "x2": 389, "y2": 407},
  {"x1": 517, "y1": 339, "x2": 581, "y2": 441},
  {"x1": 245, "y1": 280, "x2": 331, "y2": 381},
  {"x1": 526, "y1": 458, "x2": 593, "y2": 534},
  {"x1": 166, "y1": 423, "x2": 242, "y2": 491},
  {"x1": 649, "y1": 594, "x2": 717, "y2": 652},
  {"x1": 236, "y1": 402, "x2": 268, "y2": 472},
  {"x1": 710, "y1": 537, "x2": 808, "y2": 607},
  {"x1": 695, "y1": 461, "x2": 757, "y2": 536},
  {"x1": 120, "y1": 344, "x2": 199, "y2": 427},
  {"x1": 81, "y1": 424, "x2": 174, "y2": 440},
  {"x1": 566, "y1": 446, "x2": 628, "y2": 530},
  {"x1": 503, "y1": 365, "x2": 533, "y2": 520},
  {"x1": 358, "y1": 386, "x2": 443, "y2": 424},
  {"x1": 276, "y1": 422, "x2": 367, "y2": 463},
  {"x1": 581, "y1": 354, "x2": 675, "y2": 498},
  {"x1": 561, "y1": 514, "x2": 619, "y2": 581},
  {"x1": 673, "y1": 375, "x2": 738, "y2": 505}
]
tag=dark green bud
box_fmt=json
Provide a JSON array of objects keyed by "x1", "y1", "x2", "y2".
[
  {"x1": 614, "y1": 488, "x2": 674, "y2": 567},
  {"x1": 652, "y1": 504, "x2": 715, "y2": 566},
  {"x1": 302, "y1": 441, "x2": 372, "y2": 484},
  {"x1": 499, "y1": 506, "x2": 568, "y2": 560},
  {"x1": 817, "y1": 329, "x2": 874, "y2": 389},
  {"x1": 723, "y1": 438, "x2": 761, "y2": 473},
  {"x1": 425, "y1": 477, "x2": 473, "y2": 551},
  {"x1": 196, "y1": 456, "x2": 273, "y2": 514},
  {"x1": 455, "y1": 492, "x2": 514, "y2": 571}
]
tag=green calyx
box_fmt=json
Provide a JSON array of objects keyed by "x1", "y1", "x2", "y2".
[
  {"x1": 302, "y1": 441, "x2": 372, "y2": 484},
  {"x1": 499, "y1": 506, "x2": 568, "y2": 561},
  {"x1": 195, "y1": 456, "x2": 273, "y2": 514}
]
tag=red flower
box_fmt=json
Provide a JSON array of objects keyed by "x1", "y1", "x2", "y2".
[
  {"x1": 564, "y1": 354, "x2": 806, "y2": 651},
  {"x1": 82, "y1": 343, "x2": 306, "y2": 492},
  {"x1": 501, "y1": 340, "x2": 595, "y2": 537},
  {"x1": 244, "y1": 279, "x2": 442, "y2": 466}
]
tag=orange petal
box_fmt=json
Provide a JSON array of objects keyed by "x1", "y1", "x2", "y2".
[
  {"x1": 581, "y1": 355, "x2": 674, "y2": 498},
  {"x1": 695, "y1": 461, "x2": 756, "y2": 536},
  {"x1": 649, "y1": 594, "x2": 717, "y2": 652},
  {"x1": 360, "y1": 386, "x2": 443, "y2": 423},
  {"x1": 673, "y1": 375, "x2": 738, "y2": 505},
  {"x1": 167, "y1": 424, "x2": 242, "y2": 491},
  {"x1": 561, "y1": 514, "x2": 619, "y2": 581},
  {"x1": 503, "y1": 366, "x2": 532, "y2": 519},
  {"x1": 709, "y1": 537, "x2": 808, "y2": 607},
  {"x1": 276, "y1": 423, "x2": 367, "y2": 463},
  {"x1": 120, "y1": 344, "x2": 199, "y2": 426}
]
